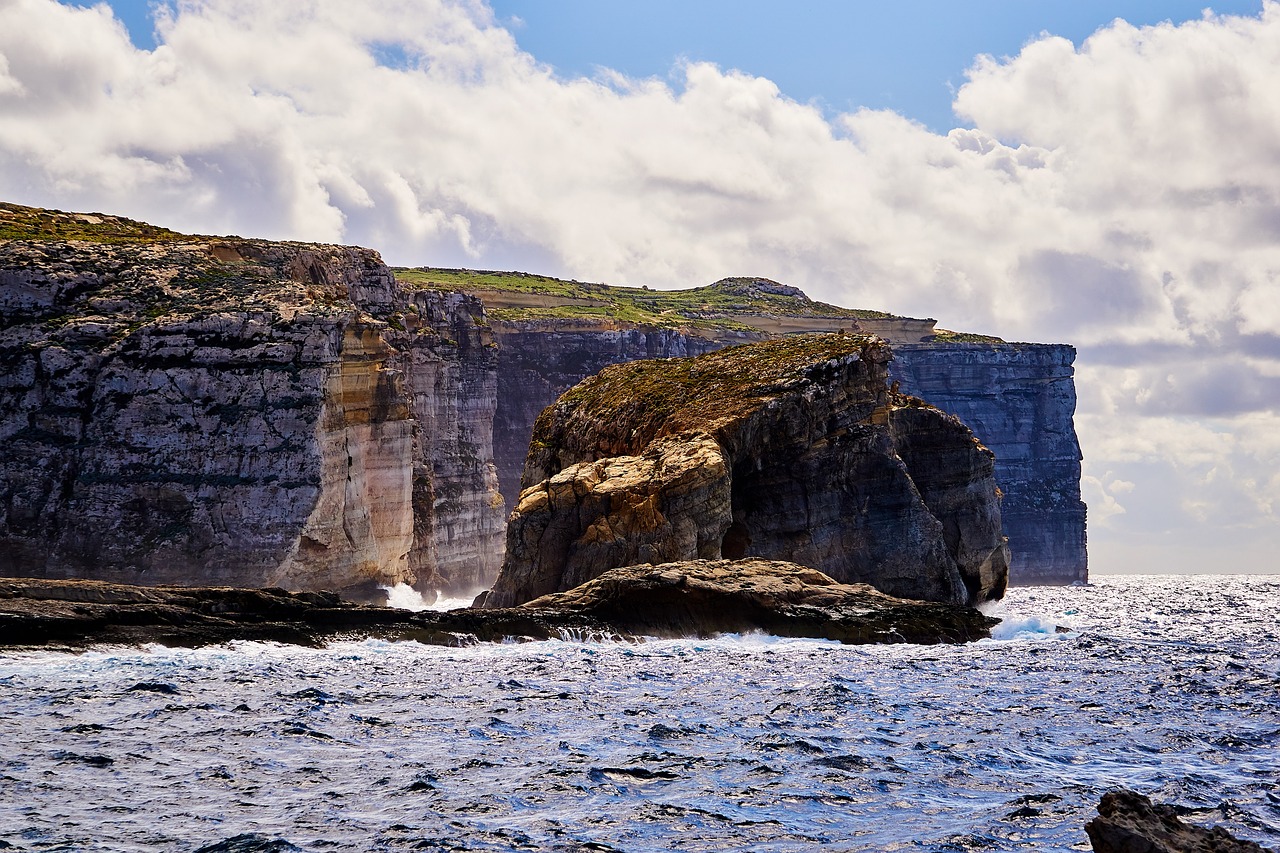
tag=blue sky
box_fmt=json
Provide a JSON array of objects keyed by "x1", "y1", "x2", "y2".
[{"x1": 95, "y1": 0, "x2": 1264, "y2": 131}]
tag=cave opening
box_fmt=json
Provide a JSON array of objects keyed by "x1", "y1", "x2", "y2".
[{"x1": 721, "y1": 520, "x2": 752, "y2": 560}]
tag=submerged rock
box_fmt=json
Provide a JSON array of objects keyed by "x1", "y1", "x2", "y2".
[
  {"x1": 487, "y1": 334, "x2": 1009, "y2": 609},
  {"x1": 1085, "y1": 790, "x2": 1273, "y2": 853}
]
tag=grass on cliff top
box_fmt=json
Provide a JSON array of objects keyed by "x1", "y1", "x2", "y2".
[
  {"x1": 930, "y1": 329, "x2": 1005, "y2": 344},
  {"x1": 393, "y1": 267, "x2": 898, "y2": 326},
  {"x1": 0, "y1": 202, "x2": 199, "y2": 244},
  {"x1": 544, "y1": 333, "x2": 884, "y2": 444}
]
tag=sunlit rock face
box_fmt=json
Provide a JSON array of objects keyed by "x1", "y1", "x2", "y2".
[
  {"x1": 890, "y1": 343, "x2": 1087, "y2": 585},
  {"x1": 0, "y1": 204, "x2": 503, "y2": 597},
  {"x1": 486, "y1": 335, "x2": 1009, "y2": 609}
]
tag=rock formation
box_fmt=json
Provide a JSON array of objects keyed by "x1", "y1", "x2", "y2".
[
  {"x1": 890, "y1": 343, "x2": 1087, "y2": 584},
  {"x1": 485, "y1": 334, "x2": 1009, "y2": 609},
  {"x1": 418, "y1": 269, "x2": 1088, "y2": 586},
  {"x1": 0, "y1": 204, "x2": 503, "y2": 598},
  {"x1": 1085, "y1": 790, "x2": 1273, "y2": 853},
  {"x1": 0, "y1": 564, "x2": 998, "y2": 649}
]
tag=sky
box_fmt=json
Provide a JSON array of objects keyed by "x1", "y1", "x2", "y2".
[{"x1": 2, "y1": 0, "x2": 1278, "y2": 575}]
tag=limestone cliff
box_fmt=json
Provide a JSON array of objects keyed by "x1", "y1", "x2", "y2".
[
  {"x1": 0, "y1": 204, "x2": 503, "y2": 597},
  {"x1": 485, "y1": 335, "x2": 1009, "y2": 608},
  {"x1": 890, "y1": 343, "x2": 1087, "y2": 584}
]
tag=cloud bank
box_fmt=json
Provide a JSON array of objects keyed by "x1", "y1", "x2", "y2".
[{"x1": 2, "y1": 0, "x2": 1278, "y2": 572}]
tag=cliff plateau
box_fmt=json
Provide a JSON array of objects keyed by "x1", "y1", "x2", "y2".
[
  {"x1": 0, "y1": 204, "x2": 504, "y2": 597},
  {"x1": 485, "y1": 335, "x2": 1009, "y2": 609}
]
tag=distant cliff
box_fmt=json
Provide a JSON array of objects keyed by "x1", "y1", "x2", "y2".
[
  {"x1": 890, "y1": 344, "x2": 1087, "y2": 584},
  {"x1": 0, "y1": 204, "x2": 503, "y2": 598}
]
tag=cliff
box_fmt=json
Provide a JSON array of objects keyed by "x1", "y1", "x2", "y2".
[
  {"x1": 399, "y1": 267, "x2": 1088, "y2": 586},
  {"x1": 890, "y1": 344, "x2": 1087, "y2": 584},
  {"x1": 0, "y1": 203, "x2": 503, "y2": 597},
  {"x1": 485, "y1": 335, "x2": 1009, "y2": 608}
]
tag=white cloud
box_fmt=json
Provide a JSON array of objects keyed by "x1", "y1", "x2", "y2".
[{"x1": 2, "y1": 0, "x2": 1279, "y2": 572}]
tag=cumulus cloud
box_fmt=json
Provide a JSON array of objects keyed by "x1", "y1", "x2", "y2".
[{"x1": 1, "y1": 0, "x2": 1279, "y2": 572}]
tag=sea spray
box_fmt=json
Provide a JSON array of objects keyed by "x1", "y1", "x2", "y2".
[{"x1": 379, "y1": 582, "x2": 481, "y2": 612}]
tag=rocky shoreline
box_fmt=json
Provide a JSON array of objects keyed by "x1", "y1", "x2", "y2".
[{"x1": 0, "y1": 560, "x2": 998, "y2": 650}]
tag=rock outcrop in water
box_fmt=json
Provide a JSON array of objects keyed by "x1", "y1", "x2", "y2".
[
  {"x1": 0, "y1": 204, "x2": 503, "y2": 598},
  {"x1": 0, "y1": 567, "x2": 996, "y2": 649},
  {"x1": 1085, "y1": 790, "x2": 1273, "y2": 853},
  {"x1": 486, "y1": 334, "x2": 1009, "y2": 608}
]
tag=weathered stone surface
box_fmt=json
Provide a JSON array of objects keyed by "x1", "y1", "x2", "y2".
[
  {"x1": 1085, "y1": 790, "x2": 1274, "y2": 853},
  {"x1": 890, "y1": 343, "x2": 1087, "y2": 584},
  {"x1": 0, "y1": 204, "x2": 503, "y2": 597},
  {"x1": 486, "y1": 334, "x2": 1009, "y2": 608},
  {"x1": 517, "y1": 559, "x2": 998, "y2": 644},
  {"x1": 490, "y1": 323, "x2": 747, "y2": 518},
  {"x1": 497, "y1": 433, "x2": 731, "y2": 606}
]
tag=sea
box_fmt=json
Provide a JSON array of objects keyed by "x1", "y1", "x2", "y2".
[{"x1": 1, "y1": 574, "x2": 1277, "y2": 853}]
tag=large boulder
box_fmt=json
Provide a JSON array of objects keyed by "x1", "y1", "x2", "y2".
[
  {"x1": 485, "y1": 334, "x2": 1009, "y2": 608},
  {"x1": 1085, "y1": 790, "x2": 1273, "y2": 853}
]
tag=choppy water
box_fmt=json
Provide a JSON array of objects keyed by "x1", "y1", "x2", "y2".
[{"x1": 2, "y1": 575, "x2": 1278, "y2": 852}]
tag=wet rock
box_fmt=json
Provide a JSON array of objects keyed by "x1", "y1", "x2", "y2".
[
  {"x1": 0, "y1": 564, "x2": 995, "y2": 649},
  {"x1": 1085, "y1": 789, "x2": 1273, "y2": 853},
  {"x1": 488, "y1": 335, "x2": 1008, "y2": 608}
]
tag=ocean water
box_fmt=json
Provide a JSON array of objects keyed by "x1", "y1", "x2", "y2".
[{"x1": 1, "y1": 575, "x2": 1277, "y2": 853}]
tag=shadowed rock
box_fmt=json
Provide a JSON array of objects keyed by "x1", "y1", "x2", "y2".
[{"x1": 1085, "y1": 790, "x2": 1274, "y2": 853}]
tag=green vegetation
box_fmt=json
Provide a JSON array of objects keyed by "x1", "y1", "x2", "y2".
[
  {"x1": 393, "y1": 267, "x2": 898, "y2": 331},
  {"x1": 930, "y1": 329, "x2": 1005, "y2": 344},
  {"x1": 0, "y1": 202, "x2": 198, "y2": 244},
  {"x1": 546, "y1": 333, "x2": 884, "y2": 444}
]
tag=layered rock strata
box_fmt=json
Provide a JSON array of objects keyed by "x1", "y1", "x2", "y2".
[
  {"x1": 486, "y1": 334, "x2": 1009, "y2": 609},
  {"x1": 890, "y1": 343, "x2": 1087, "y2": 584},
  {"x1": 0, "y1": 565, "x2": 998, "y2": 649},
  {"x1": 0, "y1": 205, "x2": 503, "y2": 597}
]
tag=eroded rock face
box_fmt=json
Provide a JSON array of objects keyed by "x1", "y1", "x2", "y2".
[
  {"x1": 486, "y1": 335, "x2": 1009, "y2": 608},
  {"x1": 0, "y1": 206, "x2": 503, "y2": 597}
]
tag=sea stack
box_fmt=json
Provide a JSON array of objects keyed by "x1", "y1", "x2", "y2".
[{"x1": 485, "y1": 334, "x2": 1010, "y2": 608}]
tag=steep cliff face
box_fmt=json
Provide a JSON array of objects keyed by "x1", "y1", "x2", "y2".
[
  {"x1": 0, "y1": 204, "x2": 503, "y2": 597},
  {"x1": 889, "y1": 344, "x2": 1087, "y2": 585},
  {"x1": 486, "y1": 335, "x2": 1009, "y2": 608}
]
